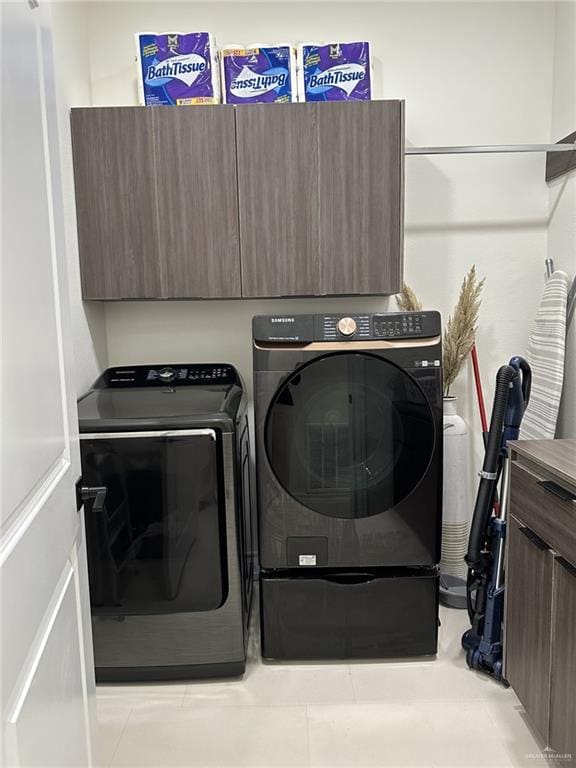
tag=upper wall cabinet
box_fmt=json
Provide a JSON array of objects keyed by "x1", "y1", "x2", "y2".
[
  {"x1": 71, "y1": 106, "x2": 241, "y2": 299},
  {"x1": 71, "y1": 108, "x2": 162, "y2": 299},
  {"x1": 235, "y1": 104, "x2": 322, "y2": 297},
  {"x1": 319, "y1": 101, "x2": 404, "y2": 296},
  {"x1": 71, "y1": 102, "x2": 404, "y2": 300},
  {"x1": 151, "y1": 108, "x2": 241, "y2": 299},
  {"x1": 236, "y1": 101, "x2": 404, "y2": 298}
]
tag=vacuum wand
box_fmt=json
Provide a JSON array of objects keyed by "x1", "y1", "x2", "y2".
[
  {"x1": 465, "y1": 364, "x2": 516, "y2": 571},
  {"x1": 462, "y1": 355, "x2": 531, "y2": 681}
]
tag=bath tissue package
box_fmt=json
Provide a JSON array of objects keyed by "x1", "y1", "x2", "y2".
[
  {"x1": 297, "y1": 41, "x2": 371, "y2": 101},
  {"x1": 135, "y1": 32, "x2": 221, "y2": 106},
  {"x1": 221, "y1": 45, "x2": 297, "y2": 103}
]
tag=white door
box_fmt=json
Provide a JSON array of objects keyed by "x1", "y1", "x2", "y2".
[{"x1": 1, "y1": 2, "x2": 96, "y2": 766}]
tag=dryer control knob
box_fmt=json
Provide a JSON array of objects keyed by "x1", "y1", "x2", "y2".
[
  {"x1": 158, "y1": 367, "x2": 176, "y2": 382},
  {"x1": 337, "y1": 317, "x2": 357, "y2": 337}
]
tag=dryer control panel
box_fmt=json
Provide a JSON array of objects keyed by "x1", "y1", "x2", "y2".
[
  {"x1": 253, "y1": 312, "x2": 441, "y2": 343},
  {"x1": 95, "y1": 364, "x2": 238, "y2": 388}
]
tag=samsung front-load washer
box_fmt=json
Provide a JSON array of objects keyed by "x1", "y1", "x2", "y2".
[
  {"x1": 78, "y1": 363, "x2": 254, "y2": 681},
  {"x1": 253, "y1": 312, "x2": 443, "y2": 660}
]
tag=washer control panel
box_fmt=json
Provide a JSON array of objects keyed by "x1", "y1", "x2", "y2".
[
  {"x1": 372, "y1": 313, "x2": 423, "y2": 339},
  {"x1": 253, "y1": 312, "x2": 441, "y2": 343},
  {"x1": 317, "y1": 313, "x2": 438, "y2": 341},
  {"x1": 97, "y1": 364, "x2": 237, "y2": 388}
]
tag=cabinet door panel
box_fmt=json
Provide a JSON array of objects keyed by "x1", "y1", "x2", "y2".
[
  {"x1": 505, "y1": 515, "x2": 553, "y2": 743},
  {"x1": 318, "y1": 101, "x2": 404, "y2": 295},
  {"x1": 549, "y1": 557, "x2": 576, "y2": 759},
  {"x1": 152, "y1": 107, "x2": 241, "y2": 298},
  {"x1": 236, "y1": 104, "x2": 320, "y2": 297},
  {"x1": 71, "y1": 108, "x2": 161, "y2": 299}
]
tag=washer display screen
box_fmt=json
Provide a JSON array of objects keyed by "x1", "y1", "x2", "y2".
[{"x1": 265, "y1": 353, "x2": 436, "y2": 519}]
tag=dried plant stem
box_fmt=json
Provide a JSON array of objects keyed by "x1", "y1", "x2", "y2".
[
  {"x1": 443, "y1": 266, "x2": 485, "y2": 396},
  {"x1": 396, "y1": 282, "x2": 422, "y2": 312}
]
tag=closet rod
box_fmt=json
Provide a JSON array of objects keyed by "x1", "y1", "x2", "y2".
[{"x1": 406, "y1": 144, "x2": 575, "y2": 155}]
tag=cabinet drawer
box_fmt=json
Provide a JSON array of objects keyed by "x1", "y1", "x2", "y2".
[
  {"x1": 510, "y1": 462, "x2": 576, "y2": 564},
  {"x1": 260, "y1": 570, "x2": 438, "y2": 660}
]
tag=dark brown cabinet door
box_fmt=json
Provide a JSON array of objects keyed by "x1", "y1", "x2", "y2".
[
  {"x1": 235, "y1": 101, "x2": 404, "y2": 298},
  {"x1": 549, "y1": 557, "x2": 576, "y2": 759},
  {"x1": 71, "y1": 108, "x2": 162, "y2": 299},
  {"x1": 505, "y1": 515, "x2": 553, "y2": 743},
  {"x1": 235, "y1": 104, "x2": 321, "y2": 297},
  {"x1": 152, "y1": 107, "x2": 241, "y2": 298},
  {"x1": 318, "y1": 101, "x2": 404, "y2": 295},
  {"x1": 73, "y1": 103, "x2": 404, "y2": 300}
]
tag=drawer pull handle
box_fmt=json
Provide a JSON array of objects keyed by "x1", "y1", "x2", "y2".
[
  {"x1": 556, "y1": 557, "x2": 576, "y2": 578},
  {"x1": 519, "y1": 526, "x2": 550, "y2": 551},
  {"x1": 324, "y1": 573, "x2": 376, "y2": 585},
  {"x1": 537, "y1": 480, "x2": 576, "y2": 503}
]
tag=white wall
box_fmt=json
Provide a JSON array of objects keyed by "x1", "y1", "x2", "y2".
[
  {"x1": 549, "y1": 1, "x2": 576, "y2": 439},
  {"x1": 51, "y1": 1, "x2": 108, "y2": 396},
  {"x1": 85, "y1": 1, "x2": 556, "y2": 478}
]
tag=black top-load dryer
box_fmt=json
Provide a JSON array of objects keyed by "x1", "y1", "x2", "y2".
[
  {"x1": 78, "y1": 363, "x2": 254, "y2": 681},
  {"x1": 253, "y1": 312, "x2": 443, "y2": 660}
]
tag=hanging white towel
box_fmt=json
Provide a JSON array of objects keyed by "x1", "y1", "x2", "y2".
[{"x1": 521, "y1": 270, "x2": 569, "y2": 440}]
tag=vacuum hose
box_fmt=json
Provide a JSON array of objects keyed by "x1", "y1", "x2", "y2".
[{"x1": 465, "y1": 364, "x2": 516, "y2": 571}]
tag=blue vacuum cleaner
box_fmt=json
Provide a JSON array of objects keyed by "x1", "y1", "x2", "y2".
[{"x1": 462, "y1": 356, "x2": 531, "y2": 680}]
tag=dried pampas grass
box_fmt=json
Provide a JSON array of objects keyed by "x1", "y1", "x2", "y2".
[
  {"x1": 395, "y1": 282, "x2": 422, "y2": 312},
  {"x1": 395, "y1": 268, "x2": 485, "y2": 396},
  {"x1": 443, "y1": 266, "x2": 485, "y2": 396}
]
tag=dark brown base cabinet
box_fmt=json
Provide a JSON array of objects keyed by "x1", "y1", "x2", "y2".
[
  {"x1": 505, "y1": 441, "x2": 576, "y2": 763},
  {"x1": 549, "y1": 557, "x2": 576, "y2": 762},
  {"x1": 505, "y1": 515, "x2": 553, "y2": 742},
  {"x1": 70, "y1": 102, "x2": 404, "y2": 300}
]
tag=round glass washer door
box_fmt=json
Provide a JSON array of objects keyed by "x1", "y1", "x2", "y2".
[{"x1": 265, "y1": 352, "x2": 436, "y2": 519}]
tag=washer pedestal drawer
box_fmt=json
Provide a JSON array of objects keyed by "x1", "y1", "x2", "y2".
[{"x1": 260, "y1": 568, "x2": 439, "y2": 661}]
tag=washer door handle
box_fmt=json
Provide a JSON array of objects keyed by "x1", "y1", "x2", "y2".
[{"x1": 76, "y1": 481, "x2": 108, "y2": 514}]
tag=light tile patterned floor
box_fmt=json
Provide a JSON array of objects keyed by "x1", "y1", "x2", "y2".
[{"x1": 96, "y1": 604, "x2": 548, "y2": 768}]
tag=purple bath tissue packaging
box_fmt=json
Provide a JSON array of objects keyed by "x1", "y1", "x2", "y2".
[
  {"x1": 135, "y1": 32, "x2": 220, "y2": 106},
  {"x1": 297, "y1": 41, "x2": 372, "y2": 101},
  {"x1": 221, "y1": 44, "x2": 297, "y2": 104}
]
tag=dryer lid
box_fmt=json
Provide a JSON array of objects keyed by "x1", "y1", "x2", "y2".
[{"x1": 78, "y1": 364, "x2": 243, "y2": 432}]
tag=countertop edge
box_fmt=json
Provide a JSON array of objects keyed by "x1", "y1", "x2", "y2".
[{"x1": 509, "y1": 438, "x2": 576, "y2": 489}]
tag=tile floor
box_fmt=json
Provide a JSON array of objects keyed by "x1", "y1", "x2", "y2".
[{"x1": 97, "y1": 602, "x2": 549, "y2": 768}]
